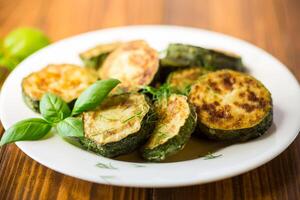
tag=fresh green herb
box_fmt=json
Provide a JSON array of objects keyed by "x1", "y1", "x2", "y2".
[
  {"x1": 39, "y1": 93, "x2": 71, "y2": 123},
  {"x1": 122, "y1": 111, "x2": 143, "y2": 123},
  {"x1": 0, "y1": 118, "x2": 51, "y2": 146},
  {"x1": 72, "y1": 79, "x2": 120, "y2": 115},
  {"x1": 182, "y1": 85, "x2": 192, "y2": 96},
  {"x1": 0, "y1": 78, "x2": 120, "y2": 146},
  {"x1": 96, "y1": 162, "x2": 117, "y2": 169},
  {"x1": 56, "y1": 117, "x2": 84, "y2": 137},
  {"x1": 203, "y1": 152, "x2": 222, "y2": 160},
  {"x1": 142, "y1": 83, "x2": 173, "y2": 101}
]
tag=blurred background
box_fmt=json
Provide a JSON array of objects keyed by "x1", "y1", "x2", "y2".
[
  {"x1": 0, "y1": 0, "x2": 299, "y2": 75},
  {"x1": 0, "y1": 0, "x2": 299, "y2": 199}
]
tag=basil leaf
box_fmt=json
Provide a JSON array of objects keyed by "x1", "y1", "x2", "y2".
[
  {"x1": 40, "y1": 93, "x2": 71, "y2": 123},
  {"x1": 72, "y1": 79, "x2": 120, "y2": 115},
  {"x1": 0, "y1": 118, "x2": 51, "y2": 146},
  {"x1": 56, "y1": 117, "x2": 84, "y2": 137}
]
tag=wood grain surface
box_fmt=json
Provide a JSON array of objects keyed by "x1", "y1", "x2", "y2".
[{"x1": 0, "y1": 0, "x2": 299, "y2": 199}]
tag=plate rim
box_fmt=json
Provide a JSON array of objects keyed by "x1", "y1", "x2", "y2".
[{"x1": 1, "y1": 25, "x2": 300, "y2": 187}]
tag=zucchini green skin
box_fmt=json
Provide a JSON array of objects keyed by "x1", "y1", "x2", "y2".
[
  {"x1": 160, "y1": 44, "x2": 206, "y2": 67},
  {"x1": 80, "y1": 42, "x2": 121, "y2": 70},
  {"x1": 142, "y1": 101, "x2": 197, "y2": 162},
  {"x1": 80, "y1": 97, "x2": 157, "y2": 158},
  {"x1": 22, "y1": 90, "x2": 75, "y2": 113},
  {"x1": 160, "y1": 43, "x2": 244, "y2": 71},
  {"x1": 80, "y1": 53, "x2": 109, "y2": 70},
  {"x1": 197, "y1": 108, "x2": 273, "y2": 142},
  {"x1": 22, "y1": 89, "x2": 40, "y2": 112},
  {"x1": 207, "y1": 50, "x2": 244, "y2": 72}
]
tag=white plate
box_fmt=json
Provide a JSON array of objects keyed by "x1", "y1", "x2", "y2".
[{"x1": 1, "y1": 25, "x2": 300, "y2": 188}]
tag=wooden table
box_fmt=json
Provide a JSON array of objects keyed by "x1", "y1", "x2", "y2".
[{"x1": 0, "y1": 0, "x2": 299, "y2": 199}]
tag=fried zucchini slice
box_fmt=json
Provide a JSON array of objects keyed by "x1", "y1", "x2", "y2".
[
  {"x1": 160, "y1": 43, "x2": 244, "y2": 71},
  {"x1": 142, "y1": 94, "x2": 197, "y2": 161},
  {"x1": 80, "y1": 93, "x2": 157, "y2": 158},
  {"x1": 207, "y1": 49, "x2": 244, "y2": 71},
  {"x1": 98, "y1": 40, "x2": 159, "y2": 94},
  {"x1": 167, "y1": 67, "x2": 209, "y2": 94},
  {"x1": 188, "y1": 70, "x2": 273, "y2": 141},
  {"x1": 160, "y1": 43, "x2": 206, "y2": 67},
  {"x1": 22, "y1": 64, "x2": 98, "y2": 112},
  {"x1": 79, "y1": 42, "x2": 121, "y2": 69}
]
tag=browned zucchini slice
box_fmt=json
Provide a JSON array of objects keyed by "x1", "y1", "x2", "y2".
[
  {"x1": 142, "y1": 94, "x2": 196, "y2": 161},
  {"x1": 167, "y1": 67, "x2": 209, "y2": 94},
  {"x1": 22, "y1": 64, "x2": 98, "y2": 112},
  {"x1": 188, "y1": 70, "x2": 273, "y2": 141},
  {"x1": 80, "y1": 93, "x2": 156, "y2": 157},
  {"x1": 79, "y1": 42, "x2": 122, "y2": 69},
  {"x1": 98, "y1": 40, "x2": 159, "y2": 94}
]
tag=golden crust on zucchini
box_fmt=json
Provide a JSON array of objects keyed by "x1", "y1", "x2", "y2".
[
  {"x1": 167, "y1": 67, "x2": 208, "y2": 93},
  {"x1": 98, "y1": 40, "x2": 159, "y2": 93},
  {"x1": 22, "y1": 64, "x2": 98, "y2": 102},
  {"x1": 83, "y1": 93, "x2": 150, "y2": 145},
  {"x1": 188, "y1": 70, "x2": 272, "y2": 130},
  {"x1": 80, "y1": 42, "x2": 122, "y2": 60},
  {"x1": 147, "y1": 94, "x2": 191, "y2": 149}
]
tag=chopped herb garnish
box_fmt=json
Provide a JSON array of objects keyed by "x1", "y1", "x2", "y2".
[
  {"x1": 203, "y1": 152, "x2": 222, "y2": 160},
  {"x1": 96, "y1": 162, "x2": 117, "y2": 169},
  {"x1": 141, "y1": 83, "x2": 173, "y2": 101},
  {"x1": 122, "y1": 111, "x2": 143, "y2": 123}
]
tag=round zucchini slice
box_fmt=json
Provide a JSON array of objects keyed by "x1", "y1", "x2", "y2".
[
  {"x1": 160, "y1": 43, "x2": 244, "y2": 71},
  {"x1": 22, "y1": 64, "x2": 98, "y2": 112},
  {"x1": 142, "y1": 94, "x2": 197, "y2": 162},
  {"x1": 80, "y1": 93, "x2": 157, "y2": 158},
  {"x1": 188, "y1": 70, "x2": 273, "y2": 141},
  {"x1": 167, "y1": 67, "x2": 209, "y2": 94},
  {"x1": 79, "y1": 42, "x2": 122, "y2": 69},
  {"x1": 98, "y1": 40, "x2": 159, "y2": 94}
]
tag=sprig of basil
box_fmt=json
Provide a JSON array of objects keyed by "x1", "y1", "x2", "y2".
[
  {"x1": 72, "y1": 79, "x2": 120, "y2": 115},
  {"x1": 40, "y1": 93, "x2": 71, "y2": 123},
  {"x1": 56, "y1": 117, "x2": 83, "y2": 137},
  {"x1": 0, "y1": 118, "x2": 51, "y2": 146},
  {"x1": 0, "y1": 78, "x2": 120, "y2": 146}
]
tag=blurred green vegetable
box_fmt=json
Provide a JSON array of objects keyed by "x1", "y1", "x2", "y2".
[
  {"x1": 0, "y1": 57, "x2": 19, "y2": 71},
  {"x1": 3, "y1": 27, "x2": 50, "y2": 61},
  {"x1": 0, "y1": 27, "x2": 50, "y2": 72},
  {"x1": 0, "y1": 39, "x2": 4, "y2": 58}
]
